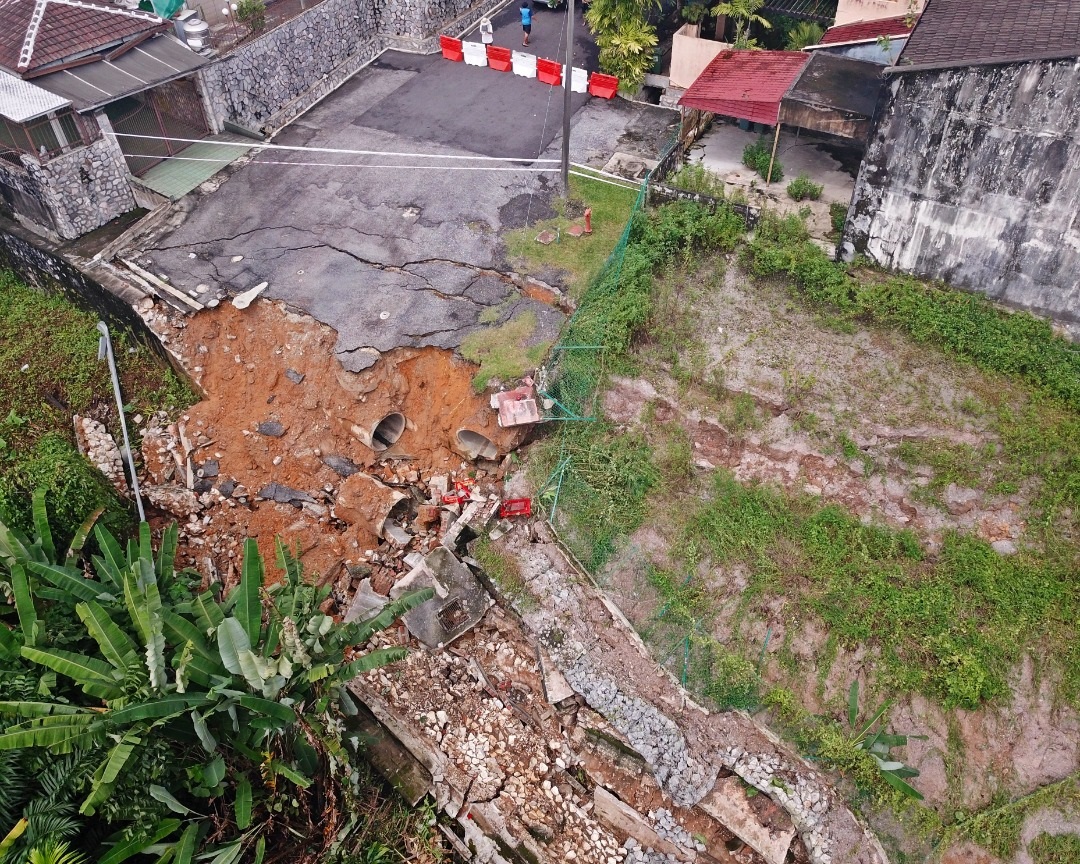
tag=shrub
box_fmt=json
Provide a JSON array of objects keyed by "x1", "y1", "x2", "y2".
[
  {"x1": 235, "y1": 0, "x2": 266, "y2": 33},
  {"x1": 668, "y1": 162, "x2": 726, "y2": 197},
  {"x1": 786, "y1": 174, "x2": 823, "y2": 202},
  {"x1": 743, "y1": 137, "x2": 783, "y2": 182},
  {"x1": 829, "y1": 201, "x2": 848, "y2": 236}
]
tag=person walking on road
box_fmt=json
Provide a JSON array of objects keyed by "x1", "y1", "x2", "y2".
[{"x1": 520, "y1": 0, "x2": 532, "y2": 46}]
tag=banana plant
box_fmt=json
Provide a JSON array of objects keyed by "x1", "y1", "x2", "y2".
[
  {"x1": 1, "y1": 516, "x2": 431, "y2": 825},
  {"x1": 846, "y1": 681, "x2": 927, "y2": 800}
]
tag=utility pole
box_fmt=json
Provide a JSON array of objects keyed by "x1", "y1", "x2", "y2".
[{"x1": 560, "y1": 0, "x2": 575, "y2": 196}]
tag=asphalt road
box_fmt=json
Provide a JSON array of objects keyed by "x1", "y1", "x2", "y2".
[{"x1": 136, "y1": 37, "x2": 674, "y2": 370}]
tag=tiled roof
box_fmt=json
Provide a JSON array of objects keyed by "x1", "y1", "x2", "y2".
[
  {"x1": 0, "y1": 66, "x2": 68, "y2": 120},
  {"x1": 678, "y1": 50, "x2": 809, "y2": 125},
  {"x1": 0, "y1": 0, "x2": 164, "y2": 77},
  {"x1": 896, "y1": 0, "x2": 1080, "y2": 71},
  {"x1": 820, "y1": 15, "x2": 914, "y2": 46}
]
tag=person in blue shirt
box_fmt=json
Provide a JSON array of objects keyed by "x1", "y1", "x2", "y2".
[{"x1": 520, "y1": 1, "x2": 532, "y2": 46}]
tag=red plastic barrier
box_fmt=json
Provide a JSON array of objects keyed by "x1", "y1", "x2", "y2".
[
  {"x1": 487, "y1": 44, "x2": 512, "y2": 72},
  {"x1": 588, "y1": 72, "x2": 619, "y2": 99},
  {"x1": 536, "y1": 57, "x2": 562, "y2": 86},
  {"x1": 440, "y1": 35, "x2": 464, "y2": 62}
]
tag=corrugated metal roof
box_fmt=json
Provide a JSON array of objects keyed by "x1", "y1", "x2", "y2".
[
  {"x1": 820, "y1": 15, "x2": 914, "y2": 45},
  {"x1": 896, "y1": 0, "x2": 1080, "y2": 71},
  {"x1": 0, "y1": 65, "x2": 68, "y2": 120},
  {"x1": 32, "y1": 33, "x2": 206, "y2": 110},
  {"x1": 678, "y1": 50, "x2": 809, "y2": 125}
]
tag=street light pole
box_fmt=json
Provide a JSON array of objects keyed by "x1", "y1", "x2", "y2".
[{"x1": 560, "y1": 0, "x2": 575, "y2": 196}]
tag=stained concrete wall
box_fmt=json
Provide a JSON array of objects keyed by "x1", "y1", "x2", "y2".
[
  {"x1": 843, "y1": 59, "x2": 1080, "y2": 327},
  {"x1": 834, "y1": 0, "x2": 924, "y2": 26},
  {"x1": 669, "y1": 25, "x2": 730, "y2": 90}
]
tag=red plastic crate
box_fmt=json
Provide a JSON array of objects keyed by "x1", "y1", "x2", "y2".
[{"x1": 499, "y1": 498, "x2": 532, "y2": 519}]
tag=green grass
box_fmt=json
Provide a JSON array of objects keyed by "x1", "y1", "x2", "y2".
[
  {"x1": 0, "y1": 270, "x2": 194, "y2": 539},
  {"x1": 1028, "y1": 831, "x2": 1080, "y2": 864},
  {"x1": 459, "y1": 310, "x2": 552, "y2": 392},
  {"x1": 945, "y1": 774, "x2": 1080, "y2": 860},
  {"x1": 670, "y1": 470, "x2": 1078, "y2": 710},
  {"x1": 473, "y1": 535, "x2": 535, "y2": 610},
  {"x1": 502, "y1": 173, "x2": 639, "y2": 299}
]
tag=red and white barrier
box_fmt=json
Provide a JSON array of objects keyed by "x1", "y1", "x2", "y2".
[
  {"x1": 439, "y1": 35, "x2": 619, "y2": 96},
  {"x1": 487, "y1": 44, "x2": 513, "y2": 71},
  {"x1": 588, "y1": 73, "x2": 618, "y2": 99},
  {"x1": 512, "y1": 50, "x2": 537, "y2": 78},
  {"x1": 440, "y1": 35, "x2": 463, "y2": 62},
  {"x1": 463, "y1": 41, "x2": 488, "y2": 66},
  {"x1": 563, "y1": 66, "x2": 588, "y2": 93},
  {"x1": 536, "y1": 57, "x2": 562, "y2": 86}
]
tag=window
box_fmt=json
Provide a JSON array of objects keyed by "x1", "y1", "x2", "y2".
[{"x1": 0, "y1": 109, "x2": 95, "y2": 164}]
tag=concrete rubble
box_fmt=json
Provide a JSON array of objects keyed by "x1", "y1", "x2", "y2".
[{"x1": 73, "y1": 415, "x2": 129, "y2": 495}]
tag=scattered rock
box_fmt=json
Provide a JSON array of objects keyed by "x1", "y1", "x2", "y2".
[
  {"x1": 285, "y1": 368, "x2": 305, "y2": 384},
  {"x1": 257, "y1": 482, "x2": 316, "y2": 506},
  {"x1": 145, "y1": 484, "x2": 202, "y2": 517},
  {"x1": 256, "y1": 420, "x2": 286, "y2": 437},
  {"x1": 322, "y1": 454, "x2": 360, "y2": 477}
]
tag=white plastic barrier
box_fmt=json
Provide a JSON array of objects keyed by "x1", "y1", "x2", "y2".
[
  {"x1": 512, "y1": 50, "x2": 537, "y2": 78},
  {"x1": 562, "y1": 65, "x2": 588, "y2": 93},
  {"x1": 463, "y1": 41, "x2": 488, "y2": 66}
]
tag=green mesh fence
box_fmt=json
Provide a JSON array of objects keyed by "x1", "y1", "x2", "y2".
[{"x1": 534, "y1": 149, "x2": 669, "y2": 571}]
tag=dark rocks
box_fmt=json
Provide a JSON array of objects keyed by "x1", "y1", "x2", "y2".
[
  {"x1": 199, "y1": 459, "x2": 220, "y2": 478},
  {"x1": 256, "y1": 420, "x2": 286, "y2": 437},
  {"x1": 285, "y1": 368, "x2": 305, "y2": 384},
  {"x1": 322, "y1": 454, "x2": 360, "y2": 477},
  {"x1": 218, "y1": 477, "x2": 237, "y2": 497},
  {"x1": 257, "y1": 482, "x2": 317, "y2": 506}
]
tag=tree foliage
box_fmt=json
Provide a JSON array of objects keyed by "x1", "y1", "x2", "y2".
[
  {"x1": 712, "y1": 0, "x2": 771, "y2": 48},
  {"x1": 585, "y1": 0, "x2": 659, "y2": 91},
  {"x1": 0, "y1": 494, "x2": 431, "y2": 863}
]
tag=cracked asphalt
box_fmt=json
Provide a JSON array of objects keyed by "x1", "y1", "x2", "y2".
[{"x1": 137, "y1": 47, "x2": 676, "y2": 369}]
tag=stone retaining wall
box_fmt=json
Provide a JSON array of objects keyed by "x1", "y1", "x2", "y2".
[
  {"x1": 198, "y1": 0, "x2": 384, "y2": 134},
  {"x1": 0, "y1": 127, "x2": 134, "y2": 242}
]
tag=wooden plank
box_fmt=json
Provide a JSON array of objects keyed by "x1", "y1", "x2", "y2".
[
  {"x1": 592, "y1": 787, "x2": 690, "y2": 861},
  {"x1": 119, "y1": 258, "x2": 204, "y2": 312}
]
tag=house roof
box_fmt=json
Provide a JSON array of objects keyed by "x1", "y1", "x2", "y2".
[
  {"x1": 678, "y1": 50, "x2": 810, "y2": 126},
  {"x1": 820, "y1": 15, "x2": 914, "y2": 46},
  {"x1": 32, "y1": 32, "x2": 207, "y2": 111},
  {"x1": 0, "y1": 66, "x2": 68, "y2": 120},
  {"x1": 0, "y1": 0, "x2": 165, "y2": 77},
  {"x1": 894, "y1": 0, "x2": 1080, "y2": 72}
]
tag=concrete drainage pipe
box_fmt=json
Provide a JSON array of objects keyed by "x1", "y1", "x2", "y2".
[
  {"x1": 353, "y1": 412, "x2": 407, "y2": 452},
  {"x1": 456, "y1": 429, "x2": 500, "y2": 461}
]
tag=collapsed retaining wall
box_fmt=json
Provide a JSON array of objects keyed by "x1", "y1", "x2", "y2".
[{"x1": 843, "y1": 59, "x2": 1080, "y2": 328}]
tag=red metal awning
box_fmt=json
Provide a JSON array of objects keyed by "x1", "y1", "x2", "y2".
[{"x1": 678, "y1": 50, "x2": 810, "y2": 126}]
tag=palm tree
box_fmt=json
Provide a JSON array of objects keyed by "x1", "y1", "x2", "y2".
[
  {"x1": 785, "y1": 20, "x2": 823, "y2": 50},
  {"x1": 712, "y1": 0, "x2": 771, "y2": 48}
]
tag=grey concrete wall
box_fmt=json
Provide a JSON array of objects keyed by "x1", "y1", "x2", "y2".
[
  {"x1": 844, "y1": 59, "x2": 1080, "y2": 326},
  {"x1": 384, "y1": 0, "x2": 488, "y2": 52},
  {"x1": 198, "y1": 0, "x2": 384, "y2": 133}
]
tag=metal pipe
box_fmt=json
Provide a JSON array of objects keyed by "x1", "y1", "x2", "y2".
[
  {"x1": 96, "y1": 322, "x2": 145, "y2": 523},
  {"x1": 560, "y1": 0, "x2": 575, "y2": 195}
]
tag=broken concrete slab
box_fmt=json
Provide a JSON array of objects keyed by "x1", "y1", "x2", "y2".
[
  {"x1": 593, "y1": 787, "x2": 690, "y2": 861},
  {"x1": 232, "y1": 281, "x2": 268, "y2": 309},
  {"x1": 390, "y1": 546, "x2": 492, "y2": 649},
  {"x1": 145, "y1": 484, "x2": 201, "y2": 517},
  {"x1": 345, "y1": 577, "x2": 389, "y2": 623},
  {"x1": 680, "y1": 763, "x2": 795, "y2": 864}
]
